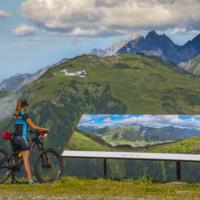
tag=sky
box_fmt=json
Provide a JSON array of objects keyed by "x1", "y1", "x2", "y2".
[
  {"x1": 78, "y1": 114, "x2": 200, "y2": 130},
  {"x1": 1, "y1": 0, "x2": 200, "y2": 81}
]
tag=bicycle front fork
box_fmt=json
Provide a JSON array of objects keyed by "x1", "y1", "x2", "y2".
[{"x1": 37, "y1": 144, "x2": 50, "y2": 166}]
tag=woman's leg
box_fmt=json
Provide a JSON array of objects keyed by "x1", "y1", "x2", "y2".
[
  {"x1": 12, "y1": 154, "x2": 19, "y2": 181},
  {"x1": 11, "y1": 154, "x2": 21, "y2": 183},
  {"x1": 12, "y1": 172, "x2": 16, "y2": 180},
  {"x1": 22, "y1": 150, "x2": 32, "y2": 181}
]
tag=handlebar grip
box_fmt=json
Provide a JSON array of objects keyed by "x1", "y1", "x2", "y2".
[
  {"x1": 40, "y1": 132, "x2": 49, "y2": 139},
  {"x1": 28, "y1": 130, "x2": 49, "y2": 136},
  {"x1": 39, "y1": 130, "x2": 48, "y2": 134}
]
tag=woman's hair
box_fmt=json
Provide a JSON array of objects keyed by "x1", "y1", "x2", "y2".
[{"x1": 15, "y1": 98, "x2": 25, "y2": 117}]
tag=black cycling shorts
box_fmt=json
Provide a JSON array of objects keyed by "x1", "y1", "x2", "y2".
[{"x1": 12, "y1": 136, "x2": 30, "y2": 152}]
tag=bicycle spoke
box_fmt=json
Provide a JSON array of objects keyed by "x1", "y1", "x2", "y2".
[
  {"x1": 0, "y1": 148, "x2": 12, "y2": 184},
  {"x1": 34, "y1": 149, "x2": 63, "y2": 183},
  {"x1": 0, "y1": 156, "x2": 9, "y2": 177}
]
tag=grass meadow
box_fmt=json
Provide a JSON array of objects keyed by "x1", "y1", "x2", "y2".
[{"x1": 1, "y1": 176, "x2": 200, "y2": 199}]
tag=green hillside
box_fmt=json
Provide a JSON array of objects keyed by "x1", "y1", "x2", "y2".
[
  {"x1": 102, "y1": 126, "x2": 143, "y2": 144},
  {"x1": 78, "y1": 125, "x2": 200, "y2": 148},
  {"x1": 66, "y1": 127, "x2": 200, "y2": 155},
  {"x1": 65, "y1": 128, "x2": 154, "y2": 152},
  {"x1": 179, "y1": 55, "x2": 200, "y2": 75},
  {"x1": 65, "y1": 128, "x2": 115, "y2": 151},
  {"x1": 1, "y1": 54, "x2": 200, "y2": 153},
  {"x1": 142, "y1": 135, "x2": 200, "y2": 154},
  {"x1": 1, "y1": 54, "x2": 200, "y2": 182}
]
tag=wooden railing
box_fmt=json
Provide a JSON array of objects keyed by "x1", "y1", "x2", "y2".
[{"x1": 62, "y1": 151, "x2": 200, "y2": 181}]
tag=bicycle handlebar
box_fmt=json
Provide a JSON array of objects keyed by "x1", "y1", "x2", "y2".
[{"x1": 28, "y1": 130, "x2": 49, "y2": 135}]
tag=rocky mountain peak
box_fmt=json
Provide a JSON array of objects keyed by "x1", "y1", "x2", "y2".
[
  {"x1": 90, "y1": 33, "x2": 143, "y2": 57},
  {"x1": 145, "y1": 30, "x2": 158, "y2": 39},
  {"x1": 129, "y1": 33, "x2": 143, "y2": 41},
  {"x1": 191, "y1": 33, "x2": 200, "y2": 46},
  {"x1": 12, "y1": 73, "x2": 20, "y2": 77},
  {"x1": 90, "y1": 30, "x2": 200, "y2": 64},
  {"x1": 193, "y1": 33, "x2": 200, "y2": 41}
]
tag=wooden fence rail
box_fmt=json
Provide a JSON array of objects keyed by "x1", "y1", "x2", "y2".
[{"x1": 62, "y1": 151, "x2": 200, "y2": 181}]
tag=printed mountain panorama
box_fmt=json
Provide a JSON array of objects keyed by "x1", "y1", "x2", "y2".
[
  {"x1": 1, "y1": 32, "x2": 200, "y2": 181},
  {"x1": 65, "y1": 115, "x2": 200, "y2": 154}
]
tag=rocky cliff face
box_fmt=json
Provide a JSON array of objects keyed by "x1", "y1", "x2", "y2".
[
  {"x1": 0, "y1": 58, "x2": 69, "y2": 92},
  {"x1": 90, "y1": 33, "x2": 143, "y2": 57},
  {"x1": 179, "y1": 55, "x2": 200, "y2": 75},
  {"x1": 119, "y1": 31, "x2": 184, "y2": 64},
  {"x1": 90, "y1": 48, "x2": 107, "y2": 57},
  {"x1": 90, "y1": 31, "x2": 200, "y2": 64}
]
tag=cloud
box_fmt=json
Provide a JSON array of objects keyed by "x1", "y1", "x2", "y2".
[
  {"x1": 170, "y1": 27, "x2": 200, "y2": 35},
  {"x1": 19, "y1": 0, "x2": 200, "y2": 37},
  {"x1": 0, "y1": 94, "x2": 21, "y2": 122},
  {"x1": 95, "y1": 0, "x2": 126, "y2": 7},
  {"x1": 11, "y1": 24, "x2": 39, "y2": 37},
  {"x1": 78, "y1": 114, "x2": 111, "y2": 126},
  {"x1": 103, "y1": 117, "x2": 111, "y2": 122},
  {"x1": 0, "y1": 10, "x2": 14, "y2": 19},
  {"x1": 79, "y1": 115, "x2": 93, "y2": 123},
  {"x1": 170, "y1": 27, "x2": 187, "y2": 35},
  {"x1": 28, "y1": 37, "x2": 52, "y2": 42}
]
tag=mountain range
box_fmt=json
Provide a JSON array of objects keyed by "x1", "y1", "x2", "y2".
[
  {"x1": 90, "y1": 33, "x2": 143, "y2": 57},
  {"x1": 90, "y1": 31, "x2": 200, "y2": 64},
  {"x1": 2, "y1": 30, "x2": 200, "y2": 93},
  {"x1": 0, "y1": 58, "x2": 69, "y2": 92},
  {"x1": 78, "y1": 125, "x2": 200, "y2": 143}
]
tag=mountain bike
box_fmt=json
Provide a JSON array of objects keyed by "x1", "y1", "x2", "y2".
[{"x1": 0, "y1": 130, "x2": 63, "y2": 184}]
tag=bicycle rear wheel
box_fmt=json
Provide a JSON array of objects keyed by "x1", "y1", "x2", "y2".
[
  {"x1": 33, "y1": 148, "x2": 63, "y2": 183},
  {"x1": 0, "y1": 148, "x2": 12, "y2": 184}
]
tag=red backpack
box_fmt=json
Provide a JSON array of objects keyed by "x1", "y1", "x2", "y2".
[{"x1": 2, "y1": 132, "x2": 12, "y2": 140}]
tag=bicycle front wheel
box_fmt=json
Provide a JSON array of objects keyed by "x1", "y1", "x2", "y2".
[
  {"x1": 0, "y1": 148, "x2": 12, "y2": 184},
  {"x1": 33, "y1": 148, "x2": 63, "y2": 183}
]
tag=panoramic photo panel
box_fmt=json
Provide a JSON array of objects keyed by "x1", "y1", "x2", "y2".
[{"x1": 62, "y1": 114, "x2": 200, "y2": 155}]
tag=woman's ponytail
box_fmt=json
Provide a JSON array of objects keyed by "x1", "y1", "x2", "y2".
[{"x1": 15, "y1": 98, "x2": 25, "y2": 117}]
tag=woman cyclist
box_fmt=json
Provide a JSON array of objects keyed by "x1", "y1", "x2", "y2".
[{"x1": 12, "y1": 98, "x2": 49, "y2": 184}]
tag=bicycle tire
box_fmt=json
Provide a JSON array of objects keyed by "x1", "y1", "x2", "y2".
[
  {"x1": 0, "y1": 148, "x2": 12, "y2": 184},
  {"x1": 33, "y1": 148, "x2": 63, "y2": 183}
]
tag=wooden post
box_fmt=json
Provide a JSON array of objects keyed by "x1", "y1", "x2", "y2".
[
  {"x1": 104, "y1": 159, "x2": 107, "y2": 178},
  {"x1": 176, "y1": 161, "x2": 181, "y2": 181}
]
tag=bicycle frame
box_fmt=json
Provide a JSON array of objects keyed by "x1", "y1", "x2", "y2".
[
  {"x1": 29, "y1": 135, "x2": 51, "y2": 166},
  {"x1": 0, "y1": 155, "x2": 12, "y2": 168}
]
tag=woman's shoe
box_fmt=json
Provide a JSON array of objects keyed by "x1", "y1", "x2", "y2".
[
  {"x1": 28, "y1": 180, "x2": 38, "y2": 184},
  {"x1": 11, "y1": 180, "x2": 21, "y2": 184}
]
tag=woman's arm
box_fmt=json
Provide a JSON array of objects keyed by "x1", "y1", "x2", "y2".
[{"x1": 26, "y1": 118, "x2": 49, "y2": 131}]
